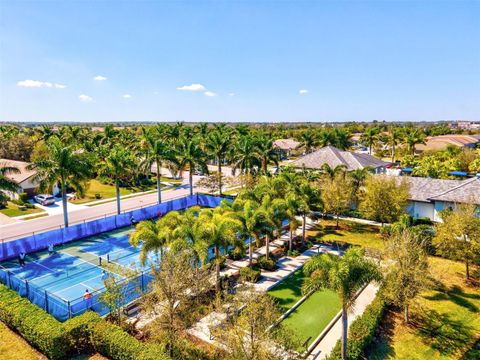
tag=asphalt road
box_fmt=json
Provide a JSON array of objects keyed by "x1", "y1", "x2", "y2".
[{"x1": 0, "y1": 185, "x2": 195, "y2": 242}]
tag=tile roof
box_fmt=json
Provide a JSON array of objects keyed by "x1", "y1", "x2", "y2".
[
  {"x1": 416, "y1": 135, "x2": 480, "y2": 151},
  {"x1": 273, "y1": 139, "x2": 300, "y2": 150},
  {"x1": 0, "y1": 159, "x2": 36, "y2": 184},
  {"x1": 290, "y1": 146, "x2": 388, "y2": 171}
]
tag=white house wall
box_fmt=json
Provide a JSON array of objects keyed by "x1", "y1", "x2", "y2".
[{"x1": 408, "y1": 201, "x2": 435, "y2": 220}]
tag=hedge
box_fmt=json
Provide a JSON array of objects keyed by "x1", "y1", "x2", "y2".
[
  {"x1": 240, "y1": 266, "x2": 261, "y2": 283},
  {"x1": 0, "y1": 285, "x2": 68, "y2": 359},
  {"x1": 0, "y1": 284, "x2": 170, "y2": 360},
  {"x1": 326, "y1": 295, "x2": 386, "y2": 360}
]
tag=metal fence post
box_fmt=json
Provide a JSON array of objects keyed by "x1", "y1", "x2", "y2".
[
  {"x1": 25, "y1": 280, "x2": 29, "y2": 298},
  {"x1": 141, "y1": 271, "x2": 145, "y2": 292},
  {"x1": 68, "y1": 301, "x2": 72, "y2": 319},
  {"x1": 44, "y1": 290, "x2": 49, "y2": 313}
]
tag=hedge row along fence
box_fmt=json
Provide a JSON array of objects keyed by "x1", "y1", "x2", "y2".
[
  {"x1": 0, "y1": 284, "x2": 170, "y2": 360},
  {"x1": 326, "y1": 294, "x2": 386, "y2": 360}
]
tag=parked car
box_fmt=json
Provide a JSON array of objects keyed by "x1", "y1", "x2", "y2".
[{"x1": 34, "y1": 194, "x2": 56, "y2": 206}]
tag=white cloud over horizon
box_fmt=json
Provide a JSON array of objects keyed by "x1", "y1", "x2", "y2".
[
  {"x1": 17, "y1": 79, "x2": 67, "y2": 89},
  {"x1": 177, "y1": 83, "x2": 206, "y2": 91},
  {"x1": 78, "y1": 94, "x2": 93, "y2": 102},
  {"x1": 204, "y1": 91, "x2": 217, "y2": 97},
  {"x1": 299, "y1": 89, "x2": 308, "y2": 95},
  {"x1": 94, "y1": 75, "x2": 107, "y2": 81},
  {"x1": 122, "y1": 94, "x2": 132, "y2": 99}
]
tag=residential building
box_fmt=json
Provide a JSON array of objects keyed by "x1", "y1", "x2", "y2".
[
  {"x1": 0, "y1": 159, "x2": 39, "y2": 199},
  {"x1": 416, "y1": 135, "x2": 480, "y2": 152}
]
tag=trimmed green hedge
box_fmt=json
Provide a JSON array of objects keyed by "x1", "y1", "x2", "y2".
[
  {"x1": 240, "y1": 266, "x2": 261, "y2": 283},
  {"x1": 326, "y1": 295, "x2": 386, "y2": 360},
  {"x1": 0, "y1": 284, "x2": 170, "y2": 360}
]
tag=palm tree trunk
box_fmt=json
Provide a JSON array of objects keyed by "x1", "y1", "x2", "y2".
[
  {"x1": 156, "y1": 159, "x2": 162, "y2": 204},
  {"x1": 466, "y1": 260, "x2": 470, "y2": 280},
  {"x1": 215, "y1": 246, "x2": 220, "y2": 292},
  {"x1": 189, "y1": 163, "x2": 194, "y2": 196},
  {"x1": 391, "y1": 143, "x2": 395, "y2": 163},
  {"x1": 302, "y1": 214, "x2": 306, "y2": 247},
  {"x1": 61, "y1": 176, "x2": 69, "y2": 227},
  {"x1": 404, "y1": 304, "x2": 409, "y2": 323},
  {"x1": 115, "y1": 179, "x2": 121, "y2": 214},
  {"x1": 341, "y1": 305, "x2": 348, "y2": 360},
  {"x1": 265, "y1": 234, "x2": 270, "y2": 260},
  {"x1": 217, "y1": 156, "x2": 222, "y2": 196},
  {"x1": 248, "y1": 239, "x2": 253, "y2": 266},
  {"x1": 336, "y1": 214, "x2": 340, "y2": 229},
  {"x1": 289, "y1": 228, "x2": 293, "y2": 251}
]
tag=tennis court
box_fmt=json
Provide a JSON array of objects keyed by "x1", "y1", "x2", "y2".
[{"x1": 0, "y1": 224, "x2": 154, "y2": 321}]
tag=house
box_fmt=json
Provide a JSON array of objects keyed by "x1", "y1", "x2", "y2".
[
  {"x1": 401, "y1": 176, "x2": 480, "y2": 221},
  {"x1": 416, "y1": 135, "x2": 480, "y2": 152},
  {"x1": 448, "y1": 121, "x2": 480, "y2": 130},
  {"x1": 0, "y1": 159, "x2": 39, "y2": 199},
  {"x1": 290, "y1": 145, "x2": 388, "y2": 173},
  {"x1": 273, "y1": 139, "x2": 301, "y2": 158}
]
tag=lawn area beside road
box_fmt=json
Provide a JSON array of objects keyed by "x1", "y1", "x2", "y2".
[
  {"x1": 70, "y1": 179, "x2": 160, "y2": 204},
  {"x1": 268, "y1": 269, "x2": 341, "y2": 350},
  {"x1": 0, "y1": 321, "x2": 46, "y2": 360},
  {"x1": 0, "y1": 202, "x2": 43, "y2": 217}
]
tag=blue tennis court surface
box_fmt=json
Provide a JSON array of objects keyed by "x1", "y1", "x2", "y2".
[{"x1": 0, "y1": 225, "x2": 155, "y2": 321}]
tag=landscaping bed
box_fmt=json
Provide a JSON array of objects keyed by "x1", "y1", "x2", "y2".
[{"x1": 0, "y1": 201, "x2": 43, "y2": 217}]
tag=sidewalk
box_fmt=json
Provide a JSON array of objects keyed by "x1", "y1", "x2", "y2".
[{"x1": 308, "y1": 283, "x2": 380, "y2": 359}]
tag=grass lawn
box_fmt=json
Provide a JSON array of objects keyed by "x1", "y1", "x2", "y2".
[
  {"x1": 268, "y1": 269, "x2": 341, "y2": 350},
  {"x1": 71, "y1": 179, "x2": 159, "y2": 204},
  {"x1": 309, "y1": 219, "x2": 384, "y2": 251},
  {"x1": 0, "y1": 202, "x2": 43, "y2": 217},
  {"x1": 366, "y1": 257, "x2": 480, "y2": 360},
  {"x1": 0, "y1": 321, "x2": 46, "y2": 359}
]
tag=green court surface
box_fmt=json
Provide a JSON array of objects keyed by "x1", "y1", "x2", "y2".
[{"x1": 268, "y1": 269, "x2": 341, "y2": 350}]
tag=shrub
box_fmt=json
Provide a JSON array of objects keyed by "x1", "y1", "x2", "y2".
[
  {"x1": 0, "y1": 285, "x2": 68, "y2": 359},
  {"x1": 18, "y1": 192, "x2": 29, "y2": 203},
  {"x1": 95, "y1": 193, "x2": 102, "y2": 199},
  {"x1": 287, "y1": 249, "x2": 300, "y2": 257},
  {"x1": 256, "y1": 255, "x2": 276, "y2": 271},
  {"x1": 240, "y1": 266, "x2": 261, "y2": 283},
  {"x1": 63, "y1": 311, "x2": 102, "y2": 354},
  {"x1": 326, "y1": 295, "x2": 386, "y2": 360},
  {"x1": 90, "y1": 321, "x2": 169, "y2": 360},
  {"x1": 228, "y1": 246, "x2": 246, "y2": 261}
]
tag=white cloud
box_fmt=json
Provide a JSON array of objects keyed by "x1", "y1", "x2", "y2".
[
  {"x1": 78, "y1": 94, "x2": 93, "y2": 102},
  {"x1": 94, "y1": 75, "x2": 107, "y2": 81},
  {"x1": 228, "y1": 93, "x2": 235, "y2": 96},
  {"x1": 17, "y1": 79, "x2": 67, "y2": 89},
  {"x1": 299, "y1": 89, "x2": 309, "y2": 95},
  {"x1": 122, "y1": 94, "x2": 132, "y2": 99},
  {"x1": 204, "y1": 91, "x2": 217, "y2": 97},
  {"x1": 177, "y1": 83, "x2": 206, "y2": 91}
]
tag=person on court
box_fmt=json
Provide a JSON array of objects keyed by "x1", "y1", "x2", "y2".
[
  {"x1": 48, "y1": 243, "x2": 55, "y2": 255},
  {"x1": 18, "y1": 252, "x2": 26, "y2": 267},
  {"x1": 101, "y1": 270, "x2": 109, "y2": 282},
  {"x1": 83, "y1": 289, "x2": 93, "y2": 309}
]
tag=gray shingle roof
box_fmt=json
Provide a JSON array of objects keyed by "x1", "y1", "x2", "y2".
[
  {"x1": 400, "y1": 176, "x2": 480, "y2": 205},
  {"x1": 291, "y1": 146, "x2": 388, "y2": 171}
]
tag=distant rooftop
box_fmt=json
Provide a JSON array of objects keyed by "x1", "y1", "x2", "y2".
[
  {"x1": 0, "y1": 158, "x2": 36, "y2": 184},
  {"x1": 273, "y1": 139, "x2": 300, "y2": 151},
  {"x1": 290, "y1": 145, "x2": 388, "y2": 171}
]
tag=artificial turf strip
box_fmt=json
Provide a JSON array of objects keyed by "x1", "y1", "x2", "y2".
[{"x1": 268, "y1": 268, "x2": 341, "y2": 351}]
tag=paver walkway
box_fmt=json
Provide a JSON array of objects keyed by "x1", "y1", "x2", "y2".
[{"x1": 308, "y1": 283, "x2": 380, "y2": 359}]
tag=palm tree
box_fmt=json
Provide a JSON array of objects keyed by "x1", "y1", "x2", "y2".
[
  {"x1": 317, "y1": 130, "x2": 334, "y2": 148},
  {"x1": 0, "y1": 163, "x2": 20, "y2": 193},
  {"x1": 196, "y1": 208, "x2": 242, "y2": 292},
  {"x1": 360, "y1": 127, "x2": 380, "y2": 155},
  {"x1": 320, "y1": 163, "x2": 347, "y2": 180},
  {"x1": 100, "y1": 145, "x2": 136, "y2": 214},
  {"x1": 258, "y1": 195, "x2": 284, "y2": 260},
  {"x1": 348, "y1": 167, "x2": 371, "y2": 203},
  {"x1": 0, "y1": 163, "x2": 20, "y2": 207},
  {"x1": 386, "y1": 126, "x2": 401, "y2": 163},
  {"x1": 205, "y1": 128, "x2": 230, "y2": 195},
  {"x1": 232, "y1": 136, "x2": 260, "y2": 177},
  {"x1": 303, "y1": 248, "x2": 381, "y2": 359},
  {"x1": 28, "y1": 137, "x2": 92, "y2": 227},
  {"x1": 299, "y1": 130, "x2": 318, "y2": 154},
  {"x1": 177, "y1": 137, "x2": 208, "y2": 196},
  {"x1": 254, "y1": 136, "x2": 279, "y2": 174},
  {"x1": 403, "y1": 128, "x2": 426, "y2": 156},
  {"x1": 297, "y1": 181, "x2": 321, "y2": 246},
  {"x1": 141, "y1": 128, "x2": 177, "y2": 203},
  {"x1": 220, "y1": 199, "x2": 266, "y2": 266}
]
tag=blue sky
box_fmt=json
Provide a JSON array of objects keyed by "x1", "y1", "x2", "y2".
[{"x1": 1, "y1": 1, "x2": 478, "y2": 123}]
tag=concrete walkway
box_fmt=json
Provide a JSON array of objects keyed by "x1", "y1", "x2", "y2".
[{"x1": 308, "y1": 283, "x2": 380, "y2": 359}]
